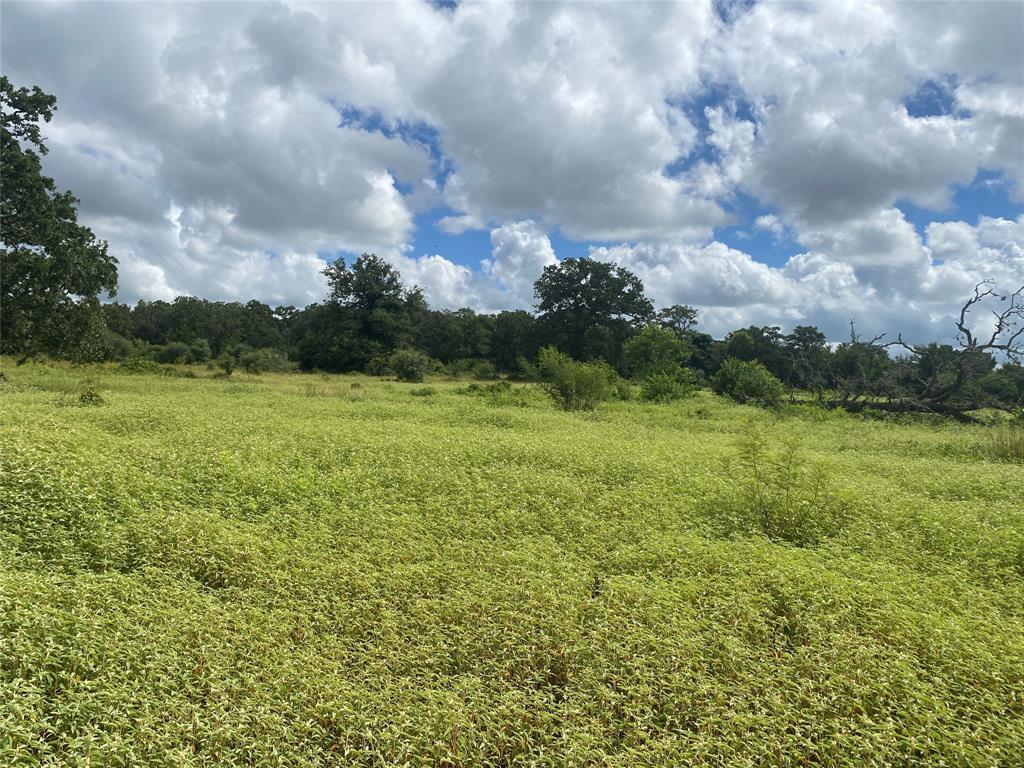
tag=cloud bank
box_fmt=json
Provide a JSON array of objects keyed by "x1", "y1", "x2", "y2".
[{"x1": 2, "y1": 0, "x2": 1021, "y2": 341}]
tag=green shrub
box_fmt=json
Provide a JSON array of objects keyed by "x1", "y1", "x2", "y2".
[
  {"x1": 78, "y1": 386, "x2": 104, "y2": 406},
  {"x1": 715, "y1": 428, "x2": 846, "y2": 546},
  {"x1": 189, "y1": 339, "x2": 212, "y2": 363},
  {"x1": 508, "y1": 355, "x2": 539, "y2": 382},
  {"x1": 101, "y1": 331, "x2": 134, "y2": 361},
  {"x1": 536, "y1": 346, "x2": 614, "y2": 411},
  {"x1": 365, "y1": 353, "x2": 393, "y2": 377},
  {"x1": 390, "y1": 349, "x2": 434, "y2": 383},
  {"x1": 613, "y1": 378, "x2": 634, "y2": 401},
  {"x1": 712, "y1": 357, "x2": 785, "y2": 405},
  {"x1": 470, "y1": 360, "x2": 499, "y2": 381},
  {"x1": 411, "y1": 387, "x2": 436, "y2": 397},
  {"x1": 240, "y1": 348, "x2": 292, "y2": 374},
  {"x1": 641, "y1": 368, "x2": 698, "y2": 403},
  {"x1": 116, "y1": 357, "x2": 165, "y2": 375},
  {"x1": 215, "y1": 352, "x2": 236, "y2": 376},
  {"x1": 623, "y1": 325, "x2": 692, "y2": 378},
  {"x1": 155, "y1": 341, "x2": 192, "y2": 364}
]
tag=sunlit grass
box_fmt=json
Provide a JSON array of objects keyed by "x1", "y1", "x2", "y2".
[{"x1": 1, "y1": 359, "x2": 1022, "y2": 765}]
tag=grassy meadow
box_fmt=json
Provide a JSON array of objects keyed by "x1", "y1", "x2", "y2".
[{"x1": 1, "y1": 361, "x2": 1023, "y2": 766}]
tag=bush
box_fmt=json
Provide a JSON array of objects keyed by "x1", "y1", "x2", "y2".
[
  {"x1": 101, "y1": 331, "x2": 134, "y2": 361},
  {"x1": 189, "y1": 339, "x2": 212, "y2": 364},
  {"x1": 240, "y1": 348, "x2": 292, "y2": 374},
  {"x1": 215, "y1": 353, "x2": 236, "y2": 376},
  {"x1": 390, "y1": 349, "x2": 434, "y2": 383},
  {"x1": 613, "y1": 378, "x2": 634, "y2": 401},
  {"x1": 470, "y1": 360, "x2": 498, "y2": 381},
  {"x1": 715, "y1": 428, "x2": 847, "y2": 546},
  {"x1": 536, "y1": 347, "x2": 614, "y2": 411},
  {"x1": 508, "y1": 356, "x2": 539, "y2": 382},
  {"x1": 155, "y1": 341, "x2": 192, "y2": 364},
  {"x1": 623, "y1": 325, "x2": 692, "y2": 378},
  {"x1": 712, "y1": 358, "x2": 785, "y2": 405},
  {"x1": 117, "y1": 357, "x2": 165, "y2": 376},
  {"x1": 365, "y1": 353, "x2": 392, "y2": 377},
  {"x1": 641, "y1": 368, "x2": 698, "y2": 403}
]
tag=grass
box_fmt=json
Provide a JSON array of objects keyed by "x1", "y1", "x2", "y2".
[
  {"x1": 1, "y1": 360, "x2": 1022, "y2": 766},
  {"x1": 980, "y1": 424, "x2": 1024, "y2": 464}
]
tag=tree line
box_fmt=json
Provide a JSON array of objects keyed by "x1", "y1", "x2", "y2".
[
  {"x1": 3, "y1": 76, "x2": 1023, "y2": 418},
  {"x1": 87, "y1": 252, "x2": 1024, "y2": 414}
]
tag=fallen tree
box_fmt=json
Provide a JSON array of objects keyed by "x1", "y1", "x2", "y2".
[{"x1": 827, "y1": 282, "x2": 1024, "y2": 421}]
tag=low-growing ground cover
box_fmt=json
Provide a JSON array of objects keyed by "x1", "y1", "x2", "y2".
[{"x1": 1, "y1": 361, "x2": 1022, "y2": 766}]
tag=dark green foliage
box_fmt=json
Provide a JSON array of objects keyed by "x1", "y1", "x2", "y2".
[
  {"x1": 655, "y1": 304, "x2": 698, "y2": 335},
  {"x1": 713, "y1": 358, "x2": 786, "y2": 405},
  {"x1": 490, "y1": 310, "x2": 539, "y2": 371},
  {"x1": 155, "y1": 341, "x2": 192, "y2": 364},
  {"x1": 365, "y1": 352, "x2": 392, "y2": 377},
  {"x1": 978, "y1": 363, "x2": 1024, "y2": 407},
  {"x1": 100, "y1": 331, "x2": 134, "y2": 361},
  {"x1": 188, "y1": 339, "x2": 212, "y2": 363},
  {"x1": 0, "y1": 77, "x2": 118, "y2": 361},
  {"x1": 216, "y1": 352, "x2": 236, "y2": 376},
  {"x1": 417, "y1": 308, "x2": 493, "y2": 363},
  {"x1": 470, "y1": 360, "x2": 498, "y2": 380},
  {"x1": 240, "y1": 347, "x2": 293, "y2": 374},
  {"x1": 534, "y1": 258, "x2": 653, "y2": 365},
  {"x1": 106, "y1": 298, "x2": 287, "y2": 357},
  {"x1": 640, "y1": 368, "x2": 698, "y2": 403},
  {"x1": 294, "y1": 255, "x2": 426, "y2": 372},
  {"x1": 784, "y1": 325, "x2": 831, "y2": 392},
  {"x1": 832, "y1": 334, "x2": 897, "y2": 401},
  {"x1": 536, "y1": 346, "x2": 614, "y2": 411},
  {"x1": 390, "y1": 348, "x2": 433, "y2": 383},
  {"x1": 623, "y1": 324, "x2": 692, "y2": 379}
]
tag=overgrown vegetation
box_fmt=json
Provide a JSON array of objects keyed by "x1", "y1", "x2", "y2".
[
  {"x1": 712, "y1": 357, "x2": 786, "y2": 405},
  {"x1": 980, "y1": 423, "x2": 1024, "y2": 463},
  {"x1": 537, "y1": 346, "x2": 614, "y2": 410},
  {"x1": 389, "y1": 348, "x2": 434, "y2": 383},
  {"x1": 1, "y1": 361, "x2": 1021, "y2": 765},
  {"x1": 714, "y1": 428, "x2": 847, "y2": 546}
]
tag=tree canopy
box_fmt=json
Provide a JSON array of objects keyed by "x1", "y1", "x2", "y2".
[
  {"x1": 1, "y1": 76, "x2": 117, "y2": 361},
  {"x1": 534, "y1": 258, "x2": 653, "y2": 364}
]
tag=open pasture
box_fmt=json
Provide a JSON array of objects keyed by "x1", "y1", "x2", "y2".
[{"x1": 1, "y1": 363, "x2": 1022, "y2": 766}]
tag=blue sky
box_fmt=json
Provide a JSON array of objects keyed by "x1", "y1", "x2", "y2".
[{"x1": 1, "y1": 0, "x2": 1021, "y2": 339}]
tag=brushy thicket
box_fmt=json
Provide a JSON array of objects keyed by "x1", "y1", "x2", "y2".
[
  {"x1": 1, "y1": 361, "x2": 1023, "y2": 766},
  {"x1": 537, "y1": 346, "x2": 614, "y2": 410},
  {"x1": 640, "y1": 368, "x2": 698, "y2": 403},
  {"x1": 712, "y1": 357, "x2": 786, "y2": 405},
  {"x1": 389, "y1": 348, "x2": 435, "y2": 383}
]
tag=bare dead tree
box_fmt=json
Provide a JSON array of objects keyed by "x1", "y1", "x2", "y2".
[{"x1": 829, "y1": 282, "x2": 1024, "y2": 419}]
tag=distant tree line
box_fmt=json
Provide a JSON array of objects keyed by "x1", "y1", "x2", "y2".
[
  {"x1": 84, "y1": 253, "x2": 1023, "y2": 416},
  {"x1": 3, "y1": 75, "x2": 1023, "y2": 418}
]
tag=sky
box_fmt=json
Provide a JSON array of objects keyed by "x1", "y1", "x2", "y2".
[{"x1": 2, "y1": 0, "x2": 1022, "y2": 341}]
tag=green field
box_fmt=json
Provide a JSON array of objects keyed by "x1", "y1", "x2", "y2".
[{"x1": 1, "y1": 362, "x2": 1022, "y2": 766}]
